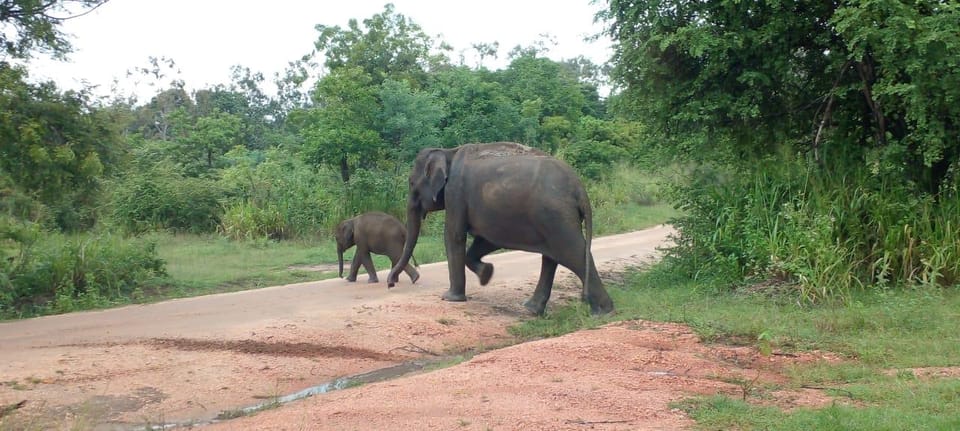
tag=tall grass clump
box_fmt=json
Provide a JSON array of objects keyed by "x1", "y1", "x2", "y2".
[
  {"x1": 666, "y1": 156, "x2": 960, "y2": 302},
  {"x1": 109, "y1": 163, "x2": 224, "y2": 234},
  {"x1": 218, "y1": 148, "x2": 409, "y2": 240},
  {"x1": 0, "y1": 231, "x2": 167, "y2": 318}
]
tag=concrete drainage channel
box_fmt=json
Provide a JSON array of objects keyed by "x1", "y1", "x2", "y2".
[{"x1": 128, "y1": 357, "x2": 452, "y2": 431}]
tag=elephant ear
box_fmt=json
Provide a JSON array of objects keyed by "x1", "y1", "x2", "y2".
[
  {"x1": 424, "y1": 151, "x2": 448, "y2": 204},
  {"x1": 338, "y1": 219, "x2": 355, "y2": 247}
]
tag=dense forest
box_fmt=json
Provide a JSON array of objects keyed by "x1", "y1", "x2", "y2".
[{"x1": 1, "y1": 1, "x2": 958, "y2": 316}]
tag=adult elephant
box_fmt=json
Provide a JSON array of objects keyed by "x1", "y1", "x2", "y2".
[
  {"x1": 336, "y1": 211, "x2": 419, "y2": 284},
  {"x1": 387, "y1": 142, "x2": 614, "y2": 316}
]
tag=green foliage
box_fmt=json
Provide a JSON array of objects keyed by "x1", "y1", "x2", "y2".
[
  {"x1": 665, "y1": 158, "x2": 960, "y2": 302},
  {"x1": 378, "y1": 78, "x2": 443, "y2": 161},
  {"x1": 588, "y1": 164, "x2": 678, "y2": 236},
  {"x1": 220, "y1": 200, "x2": 286, "y2": 241},
  {"x1": 340, "y1": 168, "x2": 408, "y2": 221},
  {"x1": 313, "y1": 3, "x2": 440, "y2": 87},
  {"x1": 174, "y1": 110, "x2": 243, "y2": 176},
  {"x1": 152, "y1": 233, "x2": 333, "y2": 295},
  {"x1": 678, "y1": 379, "x2": 960, "y2": 430},
  {"x1": 0, "y1": 64, "x2": 120, "y2": 230},
  {"x1": 429, "y1": 66, "x2": 521, "y2": 146},
  {"x1": 499, "y1": 53, "x2": 591, "y2": 125},
  {"x1": 298, "y1": 66, "x2": 382, "y2": 182},
  {"x1": 0, "y1": 0, "x2": 109, "y2": 60},
  {"x1": 606, "y1": 1, "x2": 960, "y2": 298},
  {"x1": 0, "y1": 232, "x2": 166, "y2": 318},
  {"x1": 109, "y1": 164, "x2": 224, "y2": 234}
]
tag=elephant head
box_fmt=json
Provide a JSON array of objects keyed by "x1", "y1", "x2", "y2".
[
  {"x1": 387, "y1": 148, "x2": 456, "y2": 286},
  {"x1": 334, "y1": 218, "x2": 356, "y2": 278}
]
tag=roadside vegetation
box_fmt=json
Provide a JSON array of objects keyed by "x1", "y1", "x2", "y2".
[
  {"x1": 512, "y1": 1, "x2": 960, "y2": 429},
  {"x1": 3, "y1": 0, "x2": 960, "y2": 428}
]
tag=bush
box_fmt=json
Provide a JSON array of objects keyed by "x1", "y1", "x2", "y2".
[
  {"x1": 220, "y1": 200, "x2": 286, "y2": 240},
  {"x1": 219, "y1": 148, "x2": 340, "y2": 238},
  {"x1": 0, "y1": 232, "x2": 167, "y2": 318},
  {"x1": 560, "y1": 140, "x2": 629, "y2": 180},
  {"x1": 666, "y1": 157, "x2": 960, "y2": 302},
  {"x1": 110, "y1": 165, "x2": 224, "y2": 234},
  {"x1": 219, "y1": 148, "x2": 408, "y2": 239}
]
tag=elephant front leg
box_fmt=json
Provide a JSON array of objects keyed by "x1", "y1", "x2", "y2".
[
  {"x1": 523, "y1": 256, "x2": 558, "y2": 316},
  {"x1": 391, "y1": 256, "x2": 421, "y2": 284},
  {"x1": 442, "y1": 217, "x2": 468, "y2": 302},
  {"x1": 346, "y1": 252, "x2": 361, "y2": 282}
]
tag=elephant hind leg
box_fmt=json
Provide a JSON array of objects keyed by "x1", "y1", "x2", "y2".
[
  {"x1": 523, "y1": 255, "x2": 558, "y2": 316},
  {"x1": 548, "y1": 230, "x2": 614, "y2": 315},
  {"x1": 357, "y1": 247, "x2": 379, "y2": 283},
  {"x1": 466, "y1": 236, "x2": 499, "y2": 285}
]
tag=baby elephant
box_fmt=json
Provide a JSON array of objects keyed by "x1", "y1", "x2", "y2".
[{"x1": 335, "y1": 212, "x2": 420, "y2": 284}]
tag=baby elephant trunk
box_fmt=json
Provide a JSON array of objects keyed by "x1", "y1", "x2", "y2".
[{"x1": 338, "y1": 248, "x2": 344, "y2": 278}]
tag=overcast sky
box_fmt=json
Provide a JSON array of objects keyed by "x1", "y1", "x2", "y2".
[{"x1": 28, "y1": 0, "x2": 612, "y2": 101}]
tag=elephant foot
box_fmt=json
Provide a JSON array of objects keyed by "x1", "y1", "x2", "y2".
[
  {"x1": 522, "y1": 298, "x2": 547, "y2": 316},
  {"x1": 589, "y1": 300, "x2": 616, "y2": 316},
  {"x1": 410, "y1": 272, "x2": 420, "y2": 284},
  {"x1": 478, "y1": 263, "x2": 494, "y2": 286},
  {"x1": 367, "y1": 277, "x2": 379, "y2": 283},
  {"x1": 345, "y1": 276, "x2": 357, "y2": 283},
  {"x1": 441, "y1": 289, "x2": 468, "y2": 302}
]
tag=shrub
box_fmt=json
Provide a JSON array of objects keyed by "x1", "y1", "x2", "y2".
[
  {"x1": 110, "y1": 165, "x2": 224, "y2": 234},
  {"x1": 666, "y1": 157, "x2": 960, "y2": 302},
  {"x1": 1, "y1": 232, "x2": 167, "y2": 318},
  {"x1": 220, "y1": 200, "x2": 286, "y2": 240}
]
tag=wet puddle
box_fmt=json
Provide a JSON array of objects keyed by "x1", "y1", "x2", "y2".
[{"x1": 129, "y1": 357, "x2": 446, "y2": 430}]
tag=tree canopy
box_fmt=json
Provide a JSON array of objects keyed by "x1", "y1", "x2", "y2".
[
  {"x1": 605, "y1": 0, "x2": 960, "y2": 193},
  {"x1": 0, "y1": 0, "x2": 109, "y2": 60}
]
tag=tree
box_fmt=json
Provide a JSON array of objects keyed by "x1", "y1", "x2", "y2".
[
  {"x1": 175, "y1": 110, "x2": 243, "y2": 176},
  {"x1": 378, "y1": 78, "x2": 443, "y2": 163},
  {"x1": 313, "y1": 3, "x2": 441, "y2": 88},
  {"x1": 0, "y1": 0, "x2": 109, "y2": 60},
  {"x1": 428, "y1": 66, "x2": 521, "y2": 147},
  {"x1": 131, "y1": 86, "x2": 192, "y2": 140},
  {"x1": 299, "y1": 67, "x2": 381, "y2": 182},
  {"x1": 499, "y1": 53, "x2": 590, "y2": 127},
  {"x1": 0, "y1": 64, "x2": 119, "y2": 228},
  {"x1": 604, "y1": 0, "x2": 960, "y2": 193}
]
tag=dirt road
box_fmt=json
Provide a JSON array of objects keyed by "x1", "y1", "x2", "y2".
[{"x1": 0, "y1": 225, "x2": 837, "y2": 430}]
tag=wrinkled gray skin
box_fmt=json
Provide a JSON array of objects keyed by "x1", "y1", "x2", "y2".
[
  {"x1": 386, "y1": 142, "x2": 614, "y2": 316},
  {"x1": 336, "y1": 212, "x2": 419, "y2": 284}
]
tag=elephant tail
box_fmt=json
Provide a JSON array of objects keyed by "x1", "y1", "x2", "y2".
[{"x1": 580, "y1": 190, "x2": 594, "y2": 295}]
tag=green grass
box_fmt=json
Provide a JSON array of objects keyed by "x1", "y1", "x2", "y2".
[
  {"x1": 149, "y1": 230, "x2": 449, "y2": 299},
  {"x1": 510, "y1": 263, "x2": 960, "y2": 430},
  {"x1": 154, "y1": 234, "x2": 330, "y2": 291}
]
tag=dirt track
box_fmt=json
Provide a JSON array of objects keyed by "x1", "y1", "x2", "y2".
[{"x1": 0, "y1": 225, "x2": 839, "y2": 430}]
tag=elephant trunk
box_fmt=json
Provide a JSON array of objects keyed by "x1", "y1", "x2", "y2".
[
  {"x1": 388, "y1": 204, "x2": 422, "y2": 287},
  {"x1": 338, "y1": 247, "x2": 344, "y2": 278}
]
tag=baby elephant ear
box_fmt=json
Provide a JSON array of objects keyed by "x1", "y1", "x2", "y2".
[
  {"x1": 425, "y1": 151, "x2": 448, "y2": 203},
  {"x1": 339, "y1": 219, "x2": 355, "y2": 243}
]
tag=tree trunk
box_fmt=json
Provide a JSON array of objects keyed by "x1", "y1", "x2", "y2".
[{"x1": 339, "y1": 155, "x2": 350, "y2": 183}]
